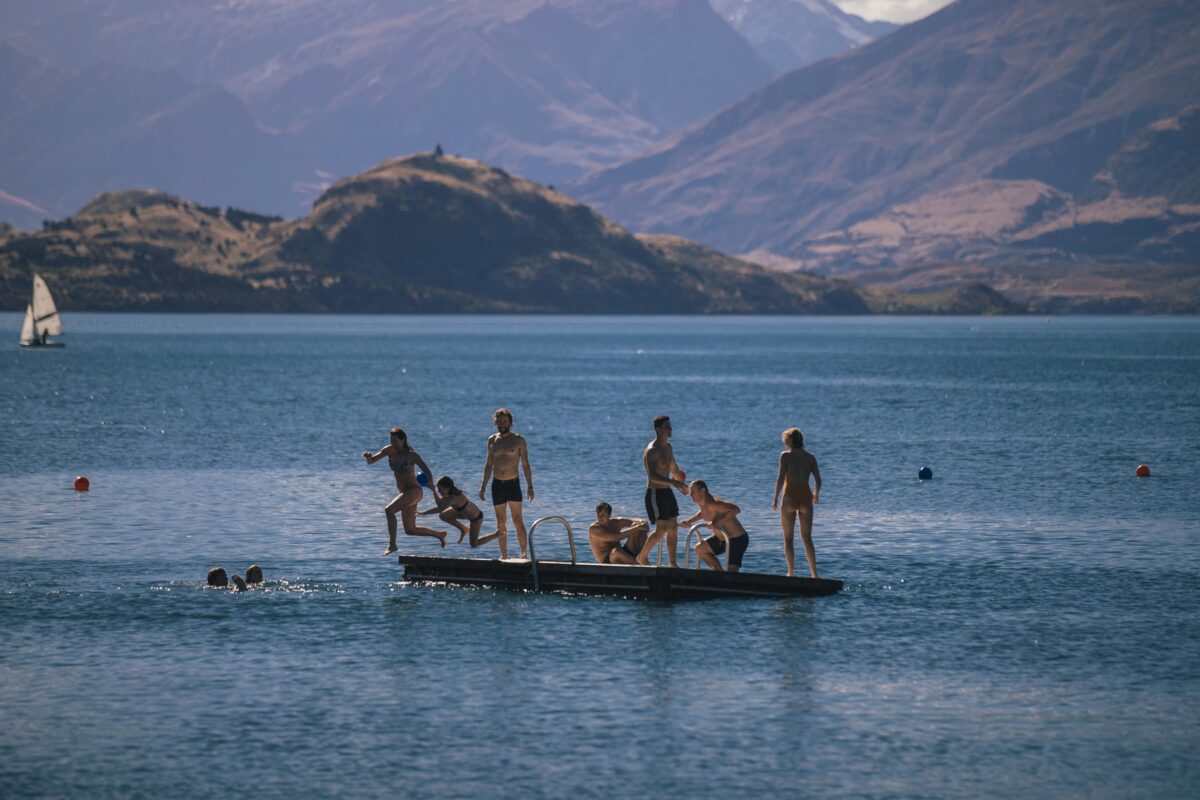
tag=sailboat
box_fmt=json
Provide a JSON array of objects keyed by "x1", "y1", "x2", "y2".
[{"x1": 19, "y1": 274, "x2": 65, "y2": 348}]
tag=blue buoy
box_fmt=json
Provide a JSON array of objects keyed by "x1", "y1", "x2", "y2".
[
  {"x1": 417, "y1": 471, "x2": 429, "y2": 487},
  {"x1": 918, "y1": 466, "x2": 933, "y2": 480}
]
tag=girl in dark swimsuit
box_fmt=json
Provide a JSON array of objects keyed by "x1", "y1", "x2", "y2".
[
  {"x1": 363, "y1": 427, "x2": 446, "y2": 555},
  {"x1": 420, "y1": 476, "x2": 500, "y2": 549}
]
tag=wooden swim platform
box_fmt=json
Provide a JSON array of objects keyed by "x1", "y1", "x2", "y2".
[
  {"x1": 398, "y1": 516, "x2": 842, "y2": 600},
  {"x1": 398, "y1": 555, "x2": 842, "y2": 599}
]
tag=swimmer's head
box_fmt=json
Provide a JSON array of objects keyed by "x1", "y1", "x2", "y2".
[
  {"x1": 231, "y1": 574, "x2": 247, "y2": 592},
  {"x1": 595, "y1": 501, "x2": 612, "y2": 522},
  {"x1": 390, "y1": 427, "x2": 407, "y2": 445},
  {"x1": 245, "y1": 564, "x2": 263, "y2": 585},
  {"x1": 207, "y1": 567, "x2": 228, "y2": 588},
  {"x1": 782, "y1": 428, "x2": 804, "y2": 449}
]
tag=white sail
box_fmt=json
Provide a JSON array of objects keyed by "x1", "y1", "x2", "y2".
[
  {"x1": 19, "y1": 304, "x2": 35, "y2": 345},
  {"x1": 31, "y1": 274, "x2": 63, "y2": 336}
]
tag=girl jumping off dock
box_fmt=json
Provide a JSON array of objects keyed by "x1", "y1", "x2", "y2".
[
  {"x1": 363, "y1": 427, "x2": 446, "y2": 555},
  {"x1": 420, "y1": 476, "x2": 500, "y2": 549}
]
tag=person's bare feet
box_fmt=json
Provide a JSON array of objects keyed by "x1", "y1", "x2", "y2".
[
  {"x1": 457, "y1": 530, "x2": 467, "y2": 544},
  {"x1": 383, "y1": 543, "x2": 397, "y2": 556},
  {"x1": 438, "y1": 532, "x2": 447, "y2": 548}
]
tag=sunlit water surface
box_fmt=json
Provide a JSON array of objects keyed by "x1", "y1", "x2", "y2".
[{"x1": 1, "y1": 314, "x2": 1198, "y2": 798}]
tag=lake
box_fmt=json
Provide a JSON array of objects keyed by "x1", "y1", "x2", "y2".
[{"x1": 1, "y1": 314, "x2": 1198, "y2": 797}]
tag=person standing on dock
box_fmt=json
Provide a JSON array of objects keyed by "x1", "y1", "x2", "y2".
[
  {"x1": 363, "y1": 427, "x2": 447, "y2": 555},
  {"x1": 478, "y1": 408, "x2": 534, "y2": 559},
  {"x1": 588, "y1": 502, "x2": 649, "y2": 565},
  {"x1": 772, "y1": 427, "x2": 822, "y2": 578},
  {"x1": 636, "y1": 415, "x2": 689, "y2": 566}
]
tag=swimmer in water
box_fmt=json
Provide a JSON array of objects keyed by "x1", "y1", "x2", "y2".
[
  {"x1": 363, "y1": 427, "x2": 446, "y2": 555},
  {"x1": 420, "y1": 476, "x2": 500, "y2": 549},
  {"x1": 207, "y1": 567, "x2": 228, "y2": 588},
  {"x1": 772, "y1": 427, "x2": 821, "y2": 578}
]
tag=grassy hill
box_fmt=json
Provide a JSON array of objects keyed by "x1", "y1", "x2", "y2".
[{"x1": 0, "y1": 154, "x2": 892, "y2": 314}]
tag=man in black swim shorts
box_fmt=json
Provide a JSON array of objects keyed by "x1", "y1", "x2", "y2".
[
  {"x1": 479, "y1": 408, "x2": 535, "y2": 559},
  {"x1": 636, "y1": 415, "x2": 689, "y2": 566},
  {"x1": 588, "y1": 502, "x2": 649, "y2": 565}
]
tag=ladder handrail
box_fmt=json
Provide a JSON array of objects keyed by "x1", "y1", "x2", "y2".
[
  {"x1": 527, "y1": 516, "x2": 577, "y2": 592},
  {"x1": 683, "y1": 521, "x2": 731, "y2": 570}
]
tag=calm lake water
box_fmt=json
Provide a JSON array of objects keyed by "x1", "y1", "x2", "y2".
[{"x1": 1, "y1": 314, "x2": 1198, "y2": 798}]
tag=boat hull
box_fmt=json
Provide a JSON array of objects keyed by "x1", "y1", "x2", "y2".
[{"x1": 399, "y1": 555, "x2": 842, "y2": 599}]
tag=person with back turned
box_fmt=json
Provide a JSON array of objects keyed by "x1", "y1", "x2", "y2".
[
  {"x1": 479, "y1": 408, "x2": 534, "y2": 559},
  {"x1": 636, "y1": 415, "x2": 689, "y2": 566},
  {"x1": 772, "y1": 427, "x2": 822, "y2": 578}
]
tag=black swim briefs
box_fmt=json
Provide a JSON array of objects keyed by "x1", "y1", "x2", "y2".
[
  {"x1": 491, "y1": 477, "x2": 522, "y2": 505},
  {"x1": 607, "y1": 543, "x2": 636, "y2": 564},
  {"x1": 704, "y1": 532, "x2": 749, "y2": 567},
  {"x1": 645, "y1": 487, "x2": 679, "y2": 523}
]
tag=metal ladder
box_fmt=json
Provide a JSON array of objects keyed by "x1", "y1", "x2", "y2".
[
  {"x1": 682, "y1": 521, "x2": 732, "y2": 570},
  {"x1": 527, "y1": 515, "x2": 577, "y2": 592}
]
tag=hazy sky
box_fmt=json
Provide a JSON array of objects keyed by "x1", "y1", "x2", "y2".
[{"x1": 832, "y1": 0, "x2": 956, "y2": 23}]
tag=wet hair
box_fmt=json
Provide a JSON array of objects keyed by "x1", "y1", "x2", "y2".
[
  {"x1": 231, "y1": 574, "x2": 247, "y2": 592},
  {"x1": 782, "y1": 428, "x2": 804, "y2": 448},
  {"x1": 436, "y1": 476, "x2": 462, "y2": 496},
  {"x1": 390, "y1": 427, "x2": 407, "y2": 442},
  {"x1": 653, "y1": 415, "x2": 670, "y2": 430},
  {"x1": 245, "y1": 564, "x2": 263, "y2": 585},
  {"x1": 595, "y1": 502, "x2": 612, "y2": 515},
  {"x1": 207, "y1": 567, "x2": 228, "y2": 587},
  {"x1": 493, "y1": 408, "x2": 513, "y2": 424}
]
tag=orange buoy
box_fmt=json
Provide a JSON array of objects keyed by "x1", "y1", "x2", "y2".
[
  {"x1": 1135, "y1": 464, "x2": 1151, "y2": 478},
  {"x1": 74, "y1": 475, "x2": 90, "y2": 491}
]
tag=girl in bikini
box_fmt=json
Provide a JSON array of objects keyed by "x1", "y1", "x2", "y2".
[
  {"x1": 772, "y1": 427, "x2": 822, "y2": 578},
  {"x1": 363, "y1": 427, "x2": 446, "y2": 555},
  {"x1": 420, "y1": 476, "x2": 500, "y2": 549}
]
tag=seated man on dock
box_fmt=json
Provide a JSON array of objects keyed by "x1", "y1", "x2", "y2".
[
  {"x1": 681, "y1": 481, "x2": 749, "y2": 572},
  {"x1": 588, "y1": 502, "x2": 650, "y2": 565}
]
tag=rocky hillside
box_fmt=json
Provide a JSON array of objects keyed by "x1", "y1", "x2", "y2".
[
  {"x1": 574, "y1": 0, "x2": 1200, "y2": 267},
  {"x1": 0, "y1": 154, "x2": 884, "y2": 314}
]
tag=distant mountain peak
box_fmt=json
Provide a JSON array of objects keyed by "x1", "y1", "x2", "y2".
[{"x1": 710, "y1": 0, "x2": 897, "y2": 71}]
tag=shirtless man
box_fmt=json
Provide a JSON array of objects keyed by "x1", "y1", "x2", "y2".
[
  {"x1": 636, "y1": 415, "x2": 689, "y2": 566},
  {"x1": 682, "y1": 480, "x2": 750, "y2": 572},
  {"x1": 772, "y1": 427, "x2": 822, "y2": 578},
  {"x1": 588, "y1": 502, "x2": 649, "y2": 565},
  {"x1": 478, "y1": 408, "x2": 534, "y2": 559}
]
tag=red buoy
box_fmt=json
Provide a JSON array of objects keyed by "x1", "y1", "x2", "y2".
[
  {"x1": 74, "y1": 475, "x2": 90, "y2": 491},
  {"x1": 1135, "y1": 464, "x2": 1151, "y2": 478}
]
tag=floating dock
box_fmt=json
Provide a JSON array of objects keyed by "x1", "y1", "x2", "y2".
[{"x1": 398, "y1": 555, "x2": 842, "y2": 600}]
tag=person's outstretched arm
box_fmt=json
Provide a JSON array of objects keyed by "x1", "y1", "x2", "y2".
[{"x1": 363, "y1": 443, "x2": 394, "y2": 465}]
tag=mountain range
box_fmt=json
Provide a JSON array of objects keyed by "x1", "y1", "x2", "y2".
[
  {"x1": 574, "y1": 0, "x2": 1200, "y2": 273},
  {"x1": 6, "y1": 0, "x2": 879, "y2": 228}
]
